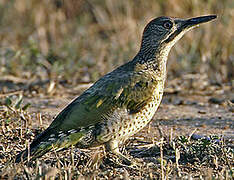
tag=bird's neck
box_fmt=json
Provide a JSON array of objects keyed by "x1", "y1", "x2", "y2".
[{"x1": 133, "y1": 44, "x2": 171, "y2": 79}]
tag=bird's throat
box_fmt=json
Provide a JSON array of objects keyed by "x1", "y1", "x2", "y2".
[{"x1": 135, "y1": 44, "x2": 170, "y2": 80}]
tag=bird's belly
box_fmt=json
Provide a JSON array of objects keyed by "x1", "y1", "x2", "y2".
[{"x1": 98, "y1": 90, "x2": 163, "y2": 143}]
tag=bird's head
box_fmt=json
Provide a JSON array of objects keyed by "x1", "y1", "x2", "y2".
[{"x1": 140, "y1": 15, "x2": 217, "y2": 53}]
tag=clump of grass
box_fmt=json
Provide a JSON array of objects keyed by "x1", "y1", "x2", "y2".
[
  {"x1": 129, "y1": 134, "x2": 233, "y2": 178},
  {"x1": 0, "y1": 95, "x2": 36, "y2": 168},
  {"x1": 176, "y1": 135, "x2": 232, "y2": 167}
]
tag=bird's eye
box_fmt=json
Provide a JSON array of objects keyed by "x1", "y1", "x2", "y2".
[{"x1": 163, "y1": 21, "x2": 173, "y2": 29}]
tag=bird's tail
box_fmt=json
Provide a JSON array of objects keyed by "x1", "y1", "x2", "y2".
[{"x1": 15, "y1": 128, "x2": 85, "y2": 163}]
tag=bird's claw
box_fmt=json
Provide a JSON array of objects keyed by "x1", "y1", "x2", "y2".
[{"x1": 105, "y1": 153, "x2": 142, "y2": 169}]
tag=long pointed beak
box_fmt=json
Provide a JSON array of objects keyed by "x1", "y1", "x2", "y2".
[
  {"x1": 183, "y1": 15, "x2": 217, "y2": 28},
  {"x1": 164, "y1": 15, "x2": 217, "y2": 43}
]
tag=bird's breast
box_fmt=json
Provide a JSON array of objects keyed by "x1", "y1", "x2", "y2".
[
  {"x1": 98, "y1": 81, "x2": 164, "y2": 143},
  {"x1": 128, "y1": 83, "x2": 164, "y2": 135}
]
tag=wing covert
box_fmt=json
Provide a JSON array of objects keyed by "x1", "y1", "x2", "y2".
[{"x1": 49, "y1": 69, "x2": 159, "y2": 131}]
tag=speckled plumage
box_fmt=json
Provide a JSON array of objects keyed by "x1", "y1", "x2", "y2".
[{"x1": 15, "y1": 15, "x2": 217, "y2": 164}]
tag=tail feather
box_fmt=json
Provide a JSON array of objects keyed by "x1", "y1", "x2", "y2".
[
  {"x1": 15, "y1": 145, "x2": 51, "y2": 163},
  {"x1": 15, "y1": 128, "x2": 54, "y2": 163},
  {"x1": 15, "y1": 127, "x2": 86, "y2": 163}
]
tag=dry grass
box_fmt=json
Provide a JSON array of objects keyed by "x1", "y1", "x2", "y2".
[{"x1": 0, "y1": 0, "x2": 233, "y2": 179}]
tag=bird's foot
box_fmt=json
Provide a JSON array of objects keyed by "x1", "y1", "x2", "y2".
[
  {"x1": 104, "y1": 152, "x2": 142, "y2": 169},
  {"x1": 104, "y1": 141, "x2": 143, "y2": 169}
]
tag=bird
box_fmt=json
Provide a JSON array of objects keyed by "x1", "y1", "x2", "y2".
[{"x1": 15, "y1": 15, "x2": 217, "y2": 165}]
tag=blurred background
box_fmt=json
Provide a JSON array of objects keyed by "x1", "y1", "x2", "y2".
[{"x1": 0, "y1": 0, "x2": 233, "y2": 94}]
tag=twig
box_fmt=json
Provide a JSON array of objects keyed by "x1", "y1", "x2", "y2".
[
  {"x1": 0, "y1": 90, "x2": 23, "y2": 98},
  {"x1": 160, "y1": 137, "x2": 164, "y2": 180},
  {"x1": 156, "y1": 123, "x2": 164, "y2": 138},
  {"x1": 175, "y1": 148, "x2": 181, "y2": 177}
]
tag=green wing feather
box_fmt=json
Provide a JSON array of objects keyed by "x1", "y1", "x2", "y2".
[{"x1": 50, "y1": 66, "x2": 158, "y2": 132}]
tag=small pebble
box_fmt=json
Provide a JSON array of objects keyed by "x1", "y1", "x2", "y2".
[{"x1": 198, "y1": 110, "x2": 206, "y2": 114}]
